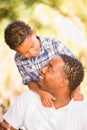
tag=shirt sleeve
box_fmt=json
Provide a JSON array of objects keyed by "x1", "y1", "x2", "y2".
[
  {"x1": 3, "y1": 91, "x2": 34, "y2": 129},
  {"x1": 81, "y1": 100, "x2": 87, "y2": 130},
  {"x1": 14, "y1": 53, "x2": 39, "y2": 85}
]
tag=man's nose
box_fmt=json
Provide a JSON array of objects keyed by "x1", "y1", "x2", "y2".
[{"x1": 41, "y1": 66, "x2": 47, "y2": 74}]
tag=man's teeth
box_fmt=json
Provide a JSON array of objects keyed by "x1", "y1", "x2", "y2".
[{"x1": 40, "y1": 76, "x2": 44, "y2": 79}]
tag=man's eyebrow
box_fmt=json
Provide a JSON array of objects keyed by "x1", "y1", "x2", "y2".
[{"x1": 48, "y1": 62, "x2": 53, "y2": 68}]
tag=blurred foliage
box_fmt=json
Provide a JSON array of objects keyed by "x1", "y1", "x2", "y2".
[
  {"x1": 0, "y1": 0, "x2": 87, "y2": 119},
  {"x1": 0, "y1": 0, "x2": 87, "y2": 32},
  {"x1": 0, "y1": 0, "x2": 21, "y2": 21},
  {"x1": 58, "y1": 0, "x2": 87, "y2": 32},
  {"x1": 0, "y1": 0, "x2": 87, "y2": 25}
]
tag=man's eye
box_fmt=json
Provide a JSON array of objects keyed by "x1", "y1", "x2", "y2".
[{"x1": 47, "y1": 67, "x2": 50, "y2": 72}]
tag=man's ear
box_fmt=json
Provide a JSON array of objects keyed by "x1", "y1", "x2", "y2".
[
  {"x1": 64, "y1": 79, "x2": 69, "y2": 86},
  {"x1": 61, "y1": 79, "x2": 69, "y2": 88}
]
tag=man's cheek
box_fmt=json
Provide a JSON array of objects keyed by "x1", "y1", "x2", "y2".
[{"x1": 38, "y1": 79, "x2": 45, "y2": 87}]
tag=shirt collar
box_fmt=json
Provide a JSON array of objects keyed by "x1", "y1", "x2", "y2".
[{"x1": 38, "y1": 36, "x2": 50, "y2": 51}]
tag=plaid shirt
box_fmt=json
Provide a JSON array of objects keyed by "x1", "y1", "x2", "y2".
[{"x1": 15, "y1": 36, "x2": 76, "y2": 85}]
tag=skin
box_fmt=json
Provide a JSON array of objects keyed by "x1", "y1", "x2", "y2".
[
  {"x1": 38, "y1": 57, "x2": 71, "y2": 109},
  {"x1": 15, "y1": 33, "x2": 40, "y2": 58},
  {"x1": 0, "y1": 120, "x2": 15, "y2": 130}
]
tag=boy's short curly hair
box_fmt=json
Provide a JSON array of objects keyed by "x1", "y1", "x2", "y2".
[
  {"x1": 4, "y1": 21, "x2": 33, "y2": 49},
  {"x1": 60, "y1": 54, "x2": 84, "y2": 92}
]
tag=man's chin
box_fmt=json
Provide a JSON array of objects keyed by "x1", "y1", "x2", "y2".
[
  {"x1": 38, "y1": 75, "x2": 45, "y2": 88},
  {"x1": 38, "y1": 81, "x2": 42, "y2": 88}
]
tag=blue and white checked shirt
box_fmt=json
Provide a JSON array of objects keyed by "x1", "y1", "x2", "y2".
[{"x1": 14, "y1": 36, "x2": 76, "y2": 85}]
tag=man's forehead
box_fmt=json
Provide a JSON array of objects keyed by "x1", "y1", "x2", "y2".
[
  {"x1": 48, "y1": 57, "x2": 65, "y2": 71},
  {"x1": 49, "y1": 56, "x2": 64, "y2": 65}
]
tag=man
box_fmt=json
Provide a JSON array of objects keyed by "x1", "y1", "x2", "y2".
[
  {"x1": 4, "y1": 21, "x2": 82, "y2": 107},
  {"x1": 0, "y1": 54, "x2": 86, "y2": 130}
]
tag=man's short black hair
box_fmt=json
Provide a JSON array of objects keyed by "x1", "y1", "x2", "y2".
[{"x1": 60, "y1": 54, "x2": 84, "y2": 92}]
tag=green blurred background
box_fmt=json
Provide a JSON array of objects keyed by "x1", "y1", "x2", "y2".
[{"x1": 0, "y1": 0, "x2": 87, "y2": 119}]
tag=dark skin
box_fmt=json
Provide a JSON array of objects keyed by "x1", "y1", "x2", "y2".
[{"x1": 0, "y1": 120, "x2": 14, "y2": 130}]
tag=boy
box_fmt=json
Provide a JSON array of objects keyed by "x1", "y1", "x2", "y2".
[{"x1": 4, "y1": 21, "x2": 83, "y2": 107}]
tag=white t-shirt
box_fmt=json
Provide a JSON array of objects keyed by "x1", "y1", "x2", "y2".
[{"x1": 3, "y1": 90, "x2": 87, "y2": 130}]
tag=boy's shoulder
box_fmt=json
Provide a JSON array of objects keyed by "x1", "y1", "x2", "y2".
[
  {"x1": 39, "y1": 36, "x2": 58, "y2": 42},
  {"x1": 39, "y1": 36, "x2": 61, "y2": 47}
]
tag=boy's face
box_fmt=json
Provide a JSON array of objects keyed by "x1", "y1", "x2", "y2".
[{"x1": 15, "y1": 34, "x2": 40, "y2": 58}]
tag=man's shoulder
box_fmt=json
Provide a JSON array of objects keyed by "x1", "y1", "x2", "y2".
[
  {"x1": 19, "y1": 90, "x2": 40, "y2": 102},
  {"x1": 72, "y1": 99, "x2": 87, "y2": 110},
  {"x1": 22, "y1": 90, "x2": 38, "y2": 96}
]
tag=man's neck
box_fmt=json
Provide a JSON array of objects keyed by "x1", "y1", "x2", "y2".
[{"x1": 53, "y1": 96, "x2": 71, "y2": 109}]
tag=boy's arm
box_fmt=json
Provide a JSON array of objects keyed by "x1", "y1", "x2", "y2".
[
  {"x1": 0, "y1": 120, "x2": 15, "y2": 130},
  {"x1": 28, "y1": 81, "x2": 41, "y2": 94},
  {"x1": 27, "y1": 81, "x2": 56, "y2": 107}
]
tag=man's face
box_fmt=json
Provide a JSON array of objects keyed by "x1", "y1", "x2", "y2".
[
  {"x1": 38, "y1": 57, "x2": 65, "y2": 94},
  {"x1": 15, "y1": 35, "x2": 40, "y2": 58}
]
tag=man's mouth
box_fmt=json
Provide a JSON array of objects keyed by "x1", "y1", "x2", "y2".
[{"x1": 39, "y1": 75, "x2": 44, "y2": 80}]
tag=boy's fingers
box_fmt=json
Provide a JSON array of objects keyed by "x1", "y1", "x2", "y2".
[
  {"x1": 0, "y1": 122, "x2": 6, "y2": 130},
  {"x1": 46, "y1": 98, "x2": 53, "y2": 107},
  {"x1": 0, "y1": 121, "x2": 11, "y2": 130},
  {"x1": 43, "y1": 98, "x2": 53, "y2": 107},
  {"x1": 52, "y1": 97, "x2": 56, "y2": 100},
  {"x1": 51, "y1": 95, "x2": 56, "y2": 100}
]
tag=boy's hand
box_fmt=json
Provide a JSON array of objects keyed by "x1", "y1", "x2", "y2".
[
  {"x1": 39, "y1": 90, "x2": 56, "y2": 107},
  {"x1": 0, "y1": 120, "x2": 11, "y2": 130},
  {"x1": 0, "y1": 120, "x2": 15, "y2": 130}
]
